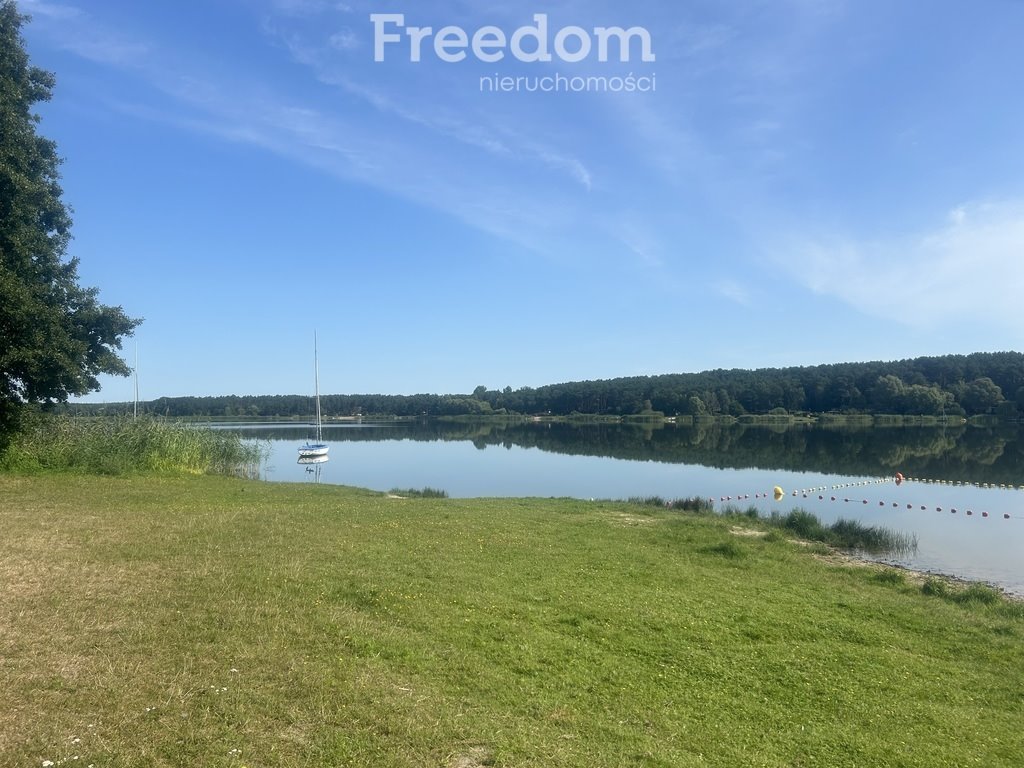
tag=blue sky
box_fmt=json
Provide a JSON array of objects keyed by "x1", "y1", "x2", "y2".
[{"x1": 18, "y1": 0, "x2": 1024, "y2": 400}]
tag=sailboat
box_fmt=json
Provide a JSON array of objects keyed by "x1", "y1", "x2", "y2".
[{"x1": 298, "y1": 332, "x2": 329, "y2": 459}]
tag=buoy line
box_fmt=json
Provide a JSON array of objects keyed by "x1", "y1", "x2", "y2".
[{"x1": 711, "y1": 475, "x2": 1020, "y2": 521}]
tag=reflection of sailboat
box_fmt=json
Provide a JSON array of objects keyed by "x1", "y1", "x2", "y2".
[
  {"x1": 298, "y1": 453, "x2": 328, "y2": 482},
  {"x1": 298, "y1": 332, "x2": 329, "y2": 460}
]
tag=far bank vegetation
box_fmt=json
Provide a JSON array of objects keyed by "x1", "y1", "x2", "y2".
[{"x1": 66, "y1": 351, "x2": 1024, "y2": 422}]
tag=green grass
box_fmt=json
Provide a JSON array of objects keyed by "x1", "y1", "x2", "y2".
[
  {"x1": 1, "y1": 474, "x2": 1022, "y2": 767},
  {"x1": 0, "y1": 415, "x2": 265, "y2": 476}
]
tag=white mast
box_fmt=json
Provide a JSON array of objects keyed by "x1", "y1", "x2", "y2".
[
  {"x1": 133, "y1": 342, "x2": 139, "y2": 419},
  {"x1": 314, "y1": 331, "x2": 322, "y2": 442}
]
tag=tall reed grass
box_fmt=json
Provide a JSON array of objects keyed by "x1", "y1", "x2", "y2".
[
  {"x1": 768, "y1": 508, "x2": 918, "y2": 555},
  {"x1": 627, "y1": 495, "x2": 917, "y2": 557},
  {"x1": 0, "y1": 415, "x2": 266, "y2": 476}
]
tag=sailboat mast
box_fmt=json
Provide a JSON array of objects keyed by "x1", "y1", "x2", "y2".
[
  {"x1": 133, "y1": 342, "x2": 139, "y2": 419},
  {"x1": 314, "y1": 331, "x2": 322, "y2": 442}
]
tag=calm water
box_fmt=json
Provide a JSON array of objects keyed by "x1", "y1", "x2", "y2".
[{"x1": 221, "y1": 420, "x2": 1024, "y2": 595}]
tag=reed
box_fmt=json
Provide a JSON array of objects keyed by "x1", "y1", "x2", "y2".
[
  {"x1": 767, "y1": 508, "x2": 918, "y2": 555},
  {"x1": 668, "y1": 495, "x2": 717, "y2": 513},
  {"x1": 0, "y1": 415, "x2": 265, "y2": 476},
  {"x1": 389, "y1": 486, "x2": 449, "y2": 498},
  {"x1": 625, "y1": 495, "x2": 716, "y2": 513},
  {"x1": 626, "y1": 494, "x2": 668, "y2": 507}
]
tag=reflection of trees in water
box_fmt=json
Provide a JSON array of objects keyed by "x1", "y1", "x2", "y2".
[{"x1": 238, "y1": 421, "x2": 1024, "y2": 485}]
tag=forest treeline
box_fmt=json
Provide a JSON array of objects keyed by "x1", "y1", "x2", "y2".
[{"x1": 65, "y1": 351, "x2": 1024, "y2": 420}]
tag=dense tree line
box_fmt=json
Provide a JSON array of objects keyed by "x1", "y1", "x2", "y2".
[
  {"x1": 497, "y1": 351, "x2": 1023, "y2": 419},
  {"x1": 65, "y1": 352, "x2": 1024, "y2": 420}
]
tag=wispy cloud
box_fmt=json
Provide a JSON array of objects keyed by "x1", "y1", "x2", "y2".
[
  {"x1": 717, "y1": 279, "x2": 751, "y2": 306},
  {"x1": 776, "y1": 200, "x2": 1024, "y2": 332},
  {"x1": 21, "y1": 1, "x2": 150, "y2": 65},
  {"x1": 264, "y1": 20, "x2": 597, "y2": 192},
  {"x1": 328, "y1": 28, "x2": 359, "y2": 51}
]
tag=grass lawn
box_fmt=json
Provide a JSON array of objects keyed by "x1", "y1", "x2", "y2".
[{"x1": 1, "y1": 474, "x2": 1022, "y2": 767}]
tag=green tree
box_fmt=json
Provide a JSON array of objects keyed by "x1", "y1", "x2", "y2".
[
  {"x1": 901, "y1": 384, "x2": 952, "y2": 416},
  {"x1": 871, "y1": 375, "x2": 905, "y2": 412},
  {"x1": 682, "y1": 394, "x2": 706, "y2": 416},
  {"x1": 958, "y1": 377, "x2": 1004, "y2": 415},
  {"x1": 0, "y1": 3, "x2": 140, "y2": 431}
]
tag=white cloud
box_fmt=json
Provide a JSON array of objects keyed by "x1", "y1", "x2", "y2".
[
  {"x1": 21, "y1": 1, "x2": 149, "y2": 65},
  {"x1": 328, "y1": 28, "x2": 359, "y2": 51},
  {"x1": 777, "y1": 200, "x2": 1024, "y2": 332},
  {"x1": 18, "y1": 0, "x2": 80, "y2": 20},
  {"x1": 616, "y1": 227, "x2": 662, "y2": 268},
  {"x1": 717, "y1": 279, "x2": 750, "y2": 306}
]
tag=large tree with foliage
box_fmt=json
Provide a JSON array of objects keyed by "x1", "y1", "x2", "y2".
[{"x1": 0, "y1": 2, "x2": 139, "y2": 430}]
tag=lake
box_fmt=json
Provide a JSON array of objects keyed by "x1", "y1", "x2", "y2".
[{"x1": 220, "y1": 420, "x2": 1024, "y2": 596}]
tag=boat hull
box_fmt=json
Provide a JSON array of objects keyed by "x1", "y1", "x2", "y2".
[{"x1": 298, "y1": 443, "x2": 330, "y2": 458}]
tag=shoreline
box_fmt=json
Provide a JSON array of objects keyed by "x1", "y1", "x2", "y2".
[
  {"x1": 819, "y1": 546, "x2": 1024, "y2": 602},
  {"x1": 729, "y1": 525, "x2": 1024, "y2": 602}
]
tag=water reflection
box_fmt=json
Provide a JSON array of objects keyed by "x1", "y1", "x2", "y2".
[
  {"x1": 297, "y1": 453, "x2": 329, "y2": 483},
  {"x1": 229, "y1": 419, "x2": 1024, "y2": 487}
]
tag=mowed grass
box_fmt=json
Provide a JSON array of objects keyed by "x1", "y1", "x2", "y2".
[{"x1": 1, "y1": 475, "x2": 1022, "y2": 767}]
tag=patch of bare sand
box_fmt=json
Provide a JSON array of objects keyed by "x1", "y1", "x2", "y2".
[
  {"x1": 446, "y1": 745, "x2": 494, "y2": 767},
  {"x1": 608, "y1": 510, "x2": 660, "y2": 527}
]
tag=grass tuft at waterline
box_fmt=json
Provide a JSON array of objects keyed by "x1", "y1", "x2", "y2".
[
  {"x1": 623, "y1": 496, "x2": 916, "y2": 556},
  {"x1": 0, "y1": 415, "x2": 266, "y2": 476},
  {"x1": 389, "y1": 486, "x2": 449, "y2": 498},
  {"x1": 1, "y1": 474, "x2": 1022, "y2": 766},
  {"x1": 766, "y1": 508, "x2": 919, "y2": 555}
]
